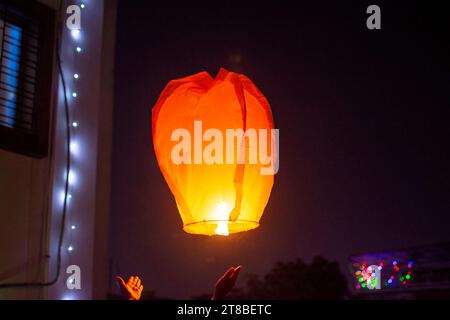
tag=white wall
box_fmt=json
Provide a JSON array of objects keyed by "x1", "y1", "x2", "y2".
[{"x1": 0, "y1": 150, "x2": 50, "y2": 299}]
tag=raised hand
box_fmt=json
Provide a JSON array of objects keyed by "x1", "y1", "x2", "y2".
[
  {"x1": 115, "y1": 275, "x2": 143, "y2": 300},
  {"x1": 212, "y1": 266, "x2": 242, "y2": 300}
]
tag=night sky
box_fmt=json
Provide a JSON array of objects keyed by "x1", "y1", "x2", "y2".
[{"x1": 109, "y1": 1, "x2": 449, "y2": 298}]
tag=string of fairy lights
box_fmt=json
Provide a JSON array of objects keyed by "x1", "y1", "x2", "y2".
[
  {"x1": 62, "y1": 1, "x2": 87, "y2": 273},
  {"x1": 354, "y1": 259, "x2": 414, "y2": 290}
]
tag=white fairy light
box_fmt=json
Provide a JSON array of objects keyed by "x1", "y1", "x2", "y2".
[
  {"x1": 60, "y1": 191, "x2": 66, "y2": 204},
  {"x1": 68, "y1": 170, "x2": 77, "y2": 185},
  {"x1": 71, "y1": 29, "x2": 81, "y2": 40},
  {"x1": 70, "y1": 141, "x2": 79, "y2": 155}
]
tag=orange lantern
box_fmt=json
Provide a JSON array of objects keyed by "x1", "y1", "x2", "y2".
[{"x1": 152, "y1": 68, "x2": 277, "y2": 236}]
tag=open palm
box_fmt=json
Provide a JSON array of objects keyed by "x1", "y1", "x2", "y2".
[{"x1": 116, "y1": 275, "x2": 143, "y2": 300}]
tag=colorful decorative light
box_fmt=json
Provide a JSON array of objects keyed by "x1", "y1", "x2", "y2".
[{"x1": 354, "y1": 259, "x2": 415, "y2": 290}]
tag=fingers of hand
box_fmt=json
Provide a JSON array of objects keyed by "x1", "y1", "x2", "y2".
[
  {"x1": 232, "y1": 266, "x2": 242, "y2": 279},
  {"x1": 126, "y1": 276, "x2": 142, "y2": 293}
]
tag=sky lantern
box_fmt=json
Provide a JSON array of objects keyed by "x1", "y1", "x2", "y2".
[{"x1": 152, "y1": 68, "x2": 278, "y2": 236}]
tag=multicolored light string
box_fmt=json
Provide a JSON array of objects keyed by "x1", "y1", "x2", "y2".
[{"x1": 354, "y1": 260, "x2": 414, "y2": 290}]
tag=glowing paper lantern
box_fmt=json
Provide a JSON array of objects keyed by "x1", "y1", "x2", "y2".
[{"x1": 152, "y1": 68, "x2": 277, "y2": 236}]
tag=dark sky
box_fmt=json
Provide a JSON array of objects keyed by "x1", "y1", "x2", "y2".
[{"x1": 109, "y1": 1, "x2": 450, "y2": 298}]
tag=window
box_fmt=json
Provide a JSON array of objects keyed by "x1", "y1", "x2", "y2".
[{"x1": 0, "y1": 0, "x2": 55, "y2": 157}]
